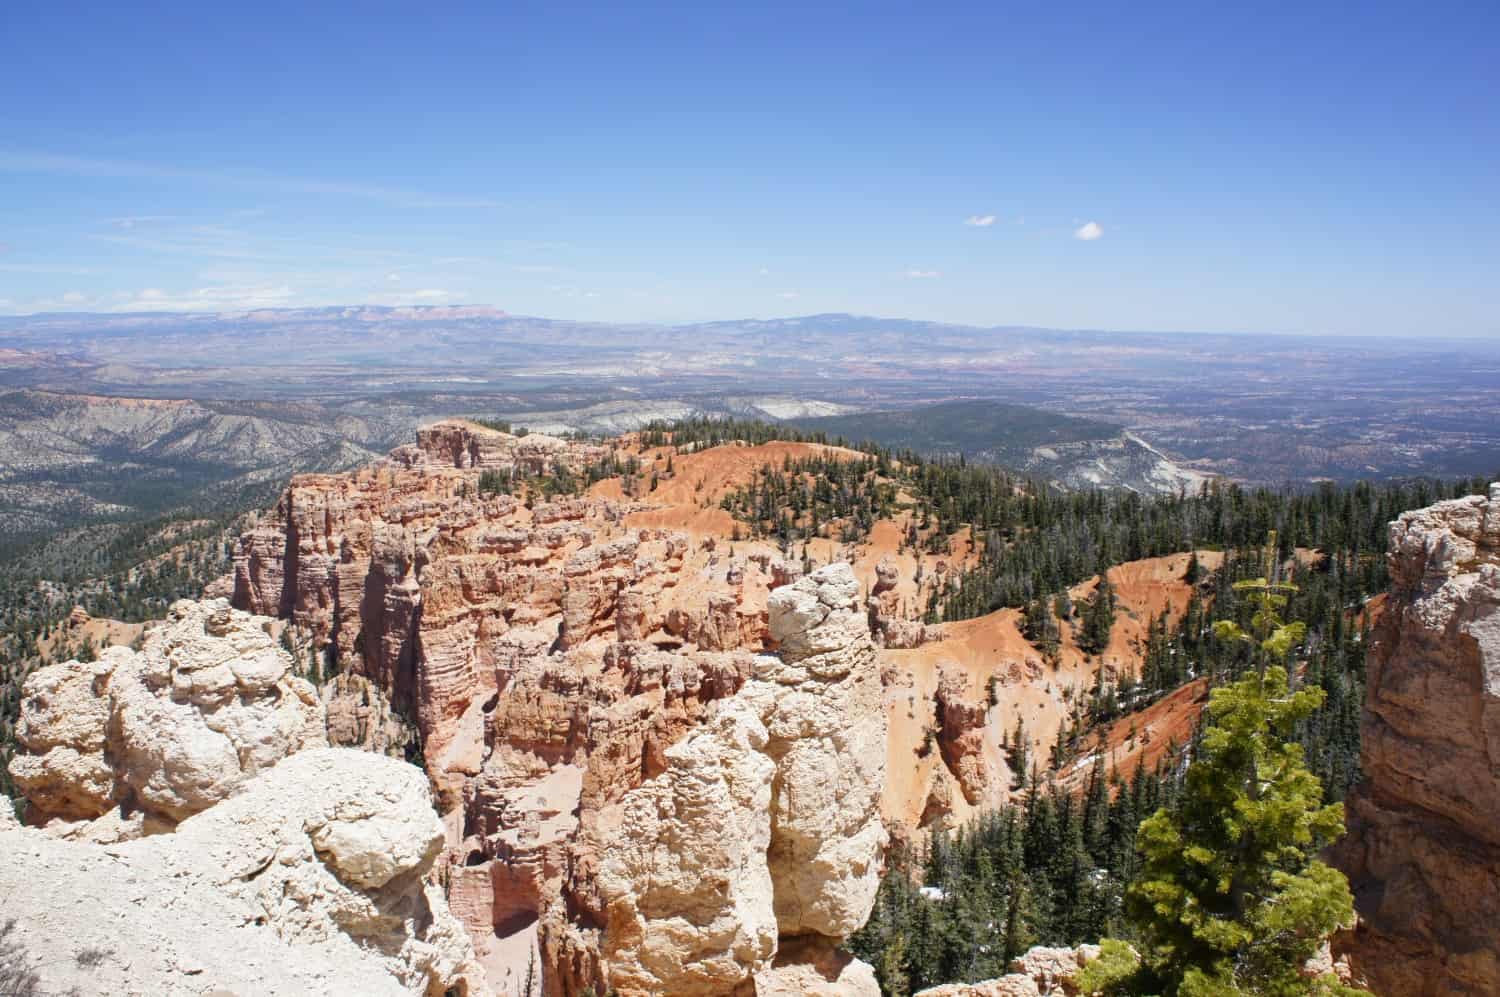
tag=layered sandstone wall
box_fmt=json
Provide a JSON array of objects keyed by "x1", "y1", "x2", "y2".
[{"x1": 1332, "y1": 483, "x2": 1500, "y2": 996}]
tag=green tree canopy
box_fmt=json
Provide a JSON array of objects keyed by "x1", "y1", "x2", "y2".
[{"x1": 1084, "y1": 534, "x2": 1369, "y2": 996}]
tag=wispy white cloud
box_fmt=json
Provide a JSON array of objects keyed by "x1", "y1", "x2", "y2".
[
  {"x1": 1074, "y1": 221, "x2": 1103, "y2": 241},
  {"x1": 545, "y1": 284, "x2": 598, "y2": 299},
  {"x1": 112, "y1": 283, "x2": 299, "y2": 312},
  {"x1": 904, "y1": 269, "x2": 940, "y2": 279},
  {"x1": 964, "y1": 214, "x2": 996, "y2": 227},
  {"x1": 777, "y1": 291, "x2": 799, "y2": 299},
  {"x1": 0, "y1": 262, "x2": 94, "y2": 275},
  {"x1": 108, "y1": 215, "x2": 180, "y2": 229},
  {"x1": 90, "y1": 221, "x2": 417, "y2": 271},
  {"x1": 411, "y1": 288, "x2": 449, "y2": 300},
  {"x1": 430, "y1": 255, "x2": 493, "y2": 266},
  {"x1": 0, "y1": 151, "x2": 504, "y2": 209}
]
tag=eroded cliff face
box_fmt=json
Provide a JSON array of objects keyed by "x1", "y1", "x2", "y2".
[
  {"x1": 1333, "y1": 483, "x2": 1500, "y2": 996},
  {"x1": 230, "y1": 421, "x2": 890, "y2": 994}
]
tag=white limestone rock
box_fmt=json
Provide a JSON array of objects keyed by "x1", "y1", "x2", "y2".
[
  {"x1": 598, "y1": 699, "x2": 779, "y2": 996},
  {"x1": 8, "y1": 598, "x2": 325, "y2": 831},
  {"x1": 756, "y1": 562, "x2": 888, "y2": 939},
  {"x1": 595, "y1": 563, "x2": 888, "y2": 995},
  {"x1": 0, "y1": 748, "x2": 483, "y2": 996}
]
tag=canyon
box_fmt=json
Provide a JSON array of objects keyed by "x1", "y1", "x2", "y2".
[
  {"x1": 5, "y1": 416, "x2": 1496, "y2": 995},
  {"x1": 222, "y1": 420, "x2": 1226, "y2": 993}
]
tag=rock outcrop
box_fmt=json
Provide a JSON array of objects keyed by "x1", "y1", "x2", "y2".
[
  {"x1": 1, "y1": 748, "x2": 482, "y2": 995},
  {"x1": 583, "y1": 564, "x2": 887, "y2": 996},
  {"x1": 594, "y1": 699, "x2": 780, "y2": 996},
  {"x1": 934, "y1": 668, "x2": 998, "y2": 806},
  {"x1": 9, "y1": 597, "x2": 324, "y2": 835},
  {"x1": 868, "y1": 556, "x2": 928, "y2": 649},
  {"x1": 1332, "y1": 483, "x2": 1500, "y2": 996}
]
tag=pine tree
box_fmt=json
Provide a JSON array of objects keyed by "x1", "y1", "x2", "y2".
[
  {"x1": 1081, "y1": 576, "x2": 1116, "y2": 655},
  {"x1": 1084, "y1": 537, "x2": 1369, "y2": 996},
  {"x1": 1117, "y1": 666, "x2": 1365, "y2": 995}
]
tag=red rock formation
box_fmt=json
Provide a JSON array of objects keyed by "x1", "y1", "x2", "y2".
[
  {"x1": 934, "y1": 668, "x2": 996, "y2": 805},
  {"x1": 231, "y1": 422, "x2": 869, "y2": 993},
  {"x1": 1332, "y1": 483, "x2": 1500, "y2": 996}
]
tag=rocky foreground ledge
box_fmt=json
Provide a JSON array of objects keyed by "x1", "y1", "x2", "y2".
[
  {"x1": 2, "y1": 598, "x2": 483, "y2": 995},
  {"x1": 1, "y1": 748, "x2": 481, "y2": 995}
]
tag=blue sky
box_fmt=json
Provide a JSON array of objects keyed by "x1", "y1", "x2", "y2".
[{"x1": 1, "y1": 1, "x2": 1495, "y2": 336}]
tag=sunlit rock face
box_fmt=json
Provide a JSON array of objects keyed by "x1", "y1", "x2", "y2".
[
  {"x1": 554, "y1": 563, "x2": 887, "y2": 996},
  {"x1": 1, "y1": 748, "x2": 483, "y2": 995},
  {"x1": 10, "y1": 597, "x2": 324, "y2": 835},
  {"x1": 1332, "y1": 484, "x2": 1500, "y2": 996}
]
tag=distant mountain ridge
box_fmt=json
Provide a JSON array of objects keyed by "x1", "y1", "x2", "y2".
[{"x1": 0, "y1": 306, "x2": 1495, "y2": 487}]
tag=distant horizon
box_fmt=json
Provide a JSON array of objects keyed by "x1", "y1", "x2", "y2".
[{"x1": 1, "y1": 302, "x2": 1495, "y2": 346}]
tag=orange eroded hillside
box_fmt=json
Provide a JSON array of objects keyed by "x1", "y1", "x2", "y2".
[
  {"x1": 879, "y1": 550, "x2": 1222, "y2": 838},
  {"x1": 599, "y1": 439, "x2": 980, "y2": 614}
]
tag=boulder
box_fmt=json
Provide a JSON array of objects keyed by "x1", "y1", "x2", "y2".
[
  {"x1": 10, "y1": 598, "x2": 324, "y2": 831},
  {"x1": 913, "y1": 942, "x2": 1103, "y2": 996},
  {"x1": 0, "y1": 748, "x2": 482, "y2": 996}
]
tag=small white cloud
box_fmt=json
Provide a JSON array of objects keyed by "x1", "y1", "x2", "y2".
[
  {"x1": 386, "y1": 271, "x2": 401, "y2": 282},
  {"x1": 965, "y1": 214, "x2": 996, "y2": 227},
  {"x1": 904, "y1": 269, "x2": 941, "y2": 279},
  {"x1": 777, "y1": 291, "x2": 799, "y2": 299},
  {"x1": 108, "y1": 215, "x2": 176, "y2": 230},
  {"x1": 758, "y1": 267, "x2": 771, "y2": 276},
  {"x1": 411, "y1": 288, "x2": 448, "y2": 299},
  {"x1": 1074, "y1": 221, "x2": 1103, "y2": 241},
  {"x1": 61, "y1": 291, "x2": 86, "y2": 304}
]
